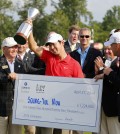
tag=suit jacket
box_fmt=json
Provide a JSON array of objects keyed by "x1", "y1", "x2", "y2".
[
  {"x1": 64, "y1": 40, "x2": 80, "y2": 53},
  {"x1": 70, "y1": 47, "x2": 103, "y2": 78},
  {"x1": 26, "y1": 50, "x2": 45, "y2": 75},
  {"x1": 0, "y1": 56, "x2": 25, "y2": 116},
  {"x1": 32, "y1": 54, "x2": 46, "y2": 75},
  {"x1": 103, "y1": 58, "x2": 120, "y2": 117},
  {"x1": 23, "y1": 51, "x2": 35, "y2": 65},
  {"x1": 17, "y1": 52, "x2": 45, "y2": 75}
]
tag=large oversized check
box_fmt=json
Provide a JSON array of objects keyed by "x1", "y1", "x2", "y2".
[{"x1": 12, "y1": 74, "x2": 103, "y2": 132}]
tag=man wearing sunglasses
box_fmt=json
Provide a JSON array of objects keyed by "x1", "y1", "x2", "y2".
[
  {"x1": 70, "y1": 27, "x2": 103, "y2": 79},
  {"x1": 70, "y1": 28, "x2": 103, "y2": 134}
]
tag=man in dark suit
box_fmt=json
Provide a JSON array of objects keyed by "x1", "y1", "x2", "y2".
[
  {"x1": 0, "y1": 37, "x2": 42, "y2": 134},
  {"x1": 64, "y1": 25, "x2": 80, "y2": 53},
  {"x1": 94, "y1": 32, "x2": 120, "y2": 134},
  {"x1": 0, "y1": 37, "x2": 25, "y2": 134},
  {"x1": 17, "y1": 43, "x2": 33, "y2": 63},
  {"x1": 95, "y1": 46, "x2": 120, "y2": 134},
  {"x1": 17, "y1": 42, "x2": 45, "y2": 75},
  {"x1": 70, "y1": 27, "x2": 103, "y2": 78},
  {"x1": 70, "y1": 28, "x2": 102, "y2": 134}
]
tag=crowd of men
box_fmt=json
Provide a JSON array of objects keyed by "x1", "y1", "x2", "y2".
[{"x1": 0, "y1": 20, "x2": 120, "y2": 134}]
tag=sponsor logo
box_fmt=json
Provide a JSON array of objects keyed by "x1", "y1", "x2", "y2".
[
  {"x1": 36, "y1": 84, "x2": 45, "y2": 93},
  {"x1": 21, "y1": 82, "x2": 30, "y2": 93}
]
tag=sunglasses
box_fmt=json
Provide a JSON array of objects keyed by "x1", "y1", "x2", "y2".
[{"x1": 80, "y1": 35, "x2": 90, "y2": 38}]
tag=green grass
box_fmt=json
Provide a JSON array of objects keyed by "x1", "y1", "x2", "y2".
[
  {"x1": 22, "y1": 127, "x2": 24, "y2": 134},
  {"x1": 22, "y1": 127, "x2": 91, "y2": 134}
]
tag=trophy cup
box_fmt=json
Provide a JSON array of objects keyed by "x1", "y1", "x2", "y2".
[{"x1": 14, "y1": 7, "x2": 40, "y2": 45}]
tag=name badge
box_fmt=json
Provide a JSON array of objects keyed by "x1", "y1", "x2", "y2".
[{"x1": 2, "y1": 65, "x2": 8, "y2": 69}]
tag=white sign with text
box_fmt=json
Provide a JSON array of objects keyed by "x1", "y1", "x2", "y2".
[{"x1": 12, "y1": 74, "x2": 103, "y2": 132}]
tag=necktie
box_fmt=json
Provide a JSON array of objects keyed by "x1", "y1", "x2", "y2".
[{"x1": 18, "y1": 55, "x2": 22, "y2": 61}]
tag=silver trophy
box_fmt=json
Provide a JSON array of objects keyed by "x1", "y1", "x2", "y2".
[{"x1": 14, "y1": 7, "x2": 40, "y2": 45}]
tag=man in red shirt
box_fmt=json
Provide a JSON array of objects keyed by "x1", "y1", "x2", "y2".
[
  {"x1": 28, "y1": 32, "x2": 84, "y2": 78},
  {"x1": 28, "y1": 28, "x2": 84, "y2": 134}
]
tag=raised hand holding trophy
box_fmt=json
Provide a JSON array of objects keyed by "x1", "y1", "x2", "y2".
[{"x1": 14, "y1": 7, "x2": 40, "y2": 45}]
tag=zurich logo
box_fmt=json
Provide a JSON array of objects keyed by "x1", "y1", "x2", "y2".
[{"x1": 24, "y1": 82, "x2": 27, "y2": 86}]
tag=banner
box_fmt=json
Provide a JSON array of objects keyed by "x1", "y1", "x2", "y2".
[{"x1": 12, "y1": 74, "x2": 103, "y2": 132}]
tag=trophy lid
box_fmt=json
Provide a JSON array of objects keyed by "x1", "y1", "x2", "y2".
[{"x1": 28, "y1": 7, "x2": 40, "y2": 20}]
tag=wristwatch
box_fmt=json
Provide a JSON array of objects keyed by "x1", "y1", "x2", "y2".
[
  {"x1": 99, "y1": 67, "x2": 104, "y2": 74},
  {"x1": 99, "y1": 66, "x2": 104, "y2": 71}
]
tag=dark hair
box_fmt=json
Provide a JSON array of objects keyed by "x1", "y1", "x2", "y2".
[
  {"x1": 68, "y1": 25, "x2": 80, "y2": 33},
  {"x1": 114, "y1": 29, "x2": 120, "y2": 33}
]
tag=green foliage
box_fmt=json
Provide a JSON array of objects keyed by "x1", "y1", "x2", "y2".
[
  {"x1": 0, "y1": 15, "x2": 16, "y2": 39},
  {"x1": 17, "y1": 0, "x2": 47, "y2": 20},
  {"x1": 52, "y1": 0, "x2": 93, "y2": 25},
  {"x1": 44, "y1": 10, "x2": 70, "y2": 40},
  {"x1": 15, "y1": 0, "x2": 93, "y2": 44},
  {"x1": 102, "y1": 6, "x2": 120, "y2": 31},
  {"x1": 0, "y1": 49, "x2": 2, "y2": 56},
  {"x1": 0, "y1": 0, "x2": 17, "y2": 45},
  {"x1": 89, "y1": 21, "x2": 108, "y2": 43},
  {"x1": 33, "y1": 10, "x2": 70, "y2": 44},
  {"x1": 0, "y1": 0, "x2": 12, "y2": 10},
  {"x1": 88, "y1": 6, "x2": 120, "y2": 43}
]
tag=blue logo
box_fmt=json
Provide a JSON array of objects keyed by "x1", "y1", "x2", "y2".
[
  {"x1": 21, "y1": 82, "x2": 30, "y2": 92},
  {"x1": 24, "y1": 82, "x2": 27, "y2": 86}
]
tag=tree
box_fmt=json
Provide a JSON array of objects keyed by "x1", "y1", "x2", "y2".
[
  {"x1": 41, "y1": 10, "x2": 70, "y2": 41},
  {"x1": 0, "y1": 0, "x2": 16, "y2": 45},
  {"x1": 87, "y1": 5, "x2": 120, "y2": 44},
  {"x1": 89, "y1": 21, "x2": 108, "y2": 43},
  {"x1": 31, "y1": 9, "x2": 70, "y2": 44},
  {"x1": 102, "y1": 6, "x2": 120, "y2": 32},
  {"x1": 52, "y1": 0, "x2": 93, "y2": 25},
  {"x1": 94, "y1": 5, "x2": 120, "y2": 42},
  {"x1": 17, "y1": 0, "x2": 47, "y2": 21}
]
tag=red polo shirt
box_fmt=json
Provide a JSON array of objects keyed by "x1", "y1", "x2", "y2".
[{"x1": 40, "y1": 50, "x2": 84, "y2": 78}]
